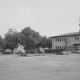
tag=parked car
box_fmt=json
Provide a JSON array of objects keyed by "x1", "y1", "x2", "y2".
[{"x1": 2, "y1": 49, "x2": 12, "y2": 54}]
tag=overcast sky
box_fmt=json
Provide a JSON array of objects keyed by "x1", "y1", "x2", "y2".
[{"x1": 0, "y1": 0, "x2": 80, "y2": 37}]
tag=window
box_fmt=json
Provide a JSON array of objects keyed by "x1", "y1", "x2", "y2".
[
  {"x1": 55, "y1": 37, "x2": 64, "y2": 41},
  {"x1": 61, "y1": 37, "x2": 66, "y2": 41},
  {"x1": 62, "y1": 38, "x2": 63, "y2": 41},
  {"x1": 57, "y1": 38, "x2": 61, "y2": 41},
  {"x1": 75, "y1": 46, "x2": 79, "y2": 51},
  {"x1": 58, "y1": 46, "x2": 59, "y2": 49},
  {"x1": 58, "y1": 38, "x2": 60, "y2": 41},
  {"x1": 55, "y1": 37, "x2": 67, "y2": 41},
  {"x1": 59, "y1": 38, "x2": 61, "y2": 41},
  {"x1": 55, "y1": 46, "x2": 62, "y2": 50},
  {"x1": 64, "y1": 38, "x2": 66, "y2": 41},
  {"x1": 60, "y1": 46, "x2": 61, "y2": 49},
  {"x1": 75, "y1": 36, "x2": 79, "y2": 40},
  {"x1": 55, "y1": 38, "x2": 57, "y2": 41}
]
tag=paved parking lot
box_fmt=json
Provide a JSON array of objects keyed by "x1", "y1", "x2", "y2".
[{"x1": 0, "y1": 53, "x2": 80, "y2": 80}]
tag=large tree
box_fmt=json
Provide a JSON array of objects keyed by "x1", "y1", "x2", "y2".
[
  {"x1": 39, "y1": 36, "x2": 52, "y2": 49},
  {"x1": 20, "y1": 27, "x2": 41, "y2": 52},
  {"x1": 39, "y1": 36, "x2": 47, "y2": 48},
  {"x1": 4, "y1": 28, "x2": 20, "y2": 51},
  {"x1": 0, "y1": 36, "x2": 3, "y2": 50},
  {"x1": 46, "y1": 38, "x2": 52, "y2": 49}
]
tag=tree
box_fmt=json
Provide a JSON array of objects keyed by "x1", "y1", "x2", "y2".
[
  {"x1": 0, "y1": 36, "x2": 3, "y2": 51},
  {"x1": 46, "y1": 38, "x2": 52, "y2": 49},
  {"x1": 20, "y1": 27, "x2": 41, "y2": 52},
  {"x1": 39, "y1": 36, "x2": 52, "y2": 49},
  {"x1": 4, "y1": 28, "x2": 20, "y2": 51},
  {"x1": 39, "y1": 36, "x2": 47, "y2": 48}
]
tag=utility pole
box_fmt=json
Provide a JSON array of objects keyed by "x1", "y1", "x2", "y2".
[
  {"x1": 64, "y1": 38, "x2": 68, "y2": 55},
  {"x1": 79, "y1": 17, "x2": 80, "y2": 32}
]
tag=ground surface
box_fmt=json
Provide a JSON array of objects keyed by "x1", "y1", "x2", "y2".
[{"x1": 0, "y1": 53, "x2": 80, "y2": 80}]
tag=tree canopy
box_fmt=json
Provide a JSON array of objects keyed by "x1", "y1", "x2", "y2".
[
  {"x1": 3, "y1": 28, "x2": 20, "y2": 51},
  {"x1": 19, "y1": 27, "x2": 41, "y2": 51},
  {"x1": 1, "y1": 27, "x2": 52, "y2": 52}
]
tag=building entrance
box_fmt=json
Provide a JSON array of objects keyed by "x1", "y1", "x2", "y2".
[{"x1": 73, "y1": 44, "x2": 80, "y2": 52}]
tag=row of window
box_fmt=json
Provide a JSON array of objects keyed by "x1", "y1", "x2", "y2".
[
  {"x1": 75, "y1": 36, "x2": 80, "y2": 40},
  {"x1": 75, "y1": 46, "x2": 80, "y2": 51},
  {"x1": 55, "y1": 36, "x2": 80, "y2": 42},
  {"x1": 55, "y1": 45, "x2": 80, "y2": 51},
  {"x1": 55, "y1": 37, "x2": 66, "y2": 41},
  {"x1": 55, "y1": 46, "x2": 66, "y2": 50}
]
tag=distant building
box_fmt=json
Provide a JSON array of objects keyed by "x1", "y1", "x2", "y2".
[{"x1": 50, "y1": 32, "x2": 80, "y2": 52}]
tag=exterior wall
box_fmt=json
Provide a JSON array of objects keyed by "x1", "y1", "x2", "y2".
[
  {"x1": 67, "y1": 36, "x2": 80, "y2": 45},
  {"x1": 52, "y1": 37, "x2": 65, "y2": 49},
  {"x1": 52, "y1": 36, "x2": 80, "y2": 50},
  {"x1": 52, "y1": 38, "x2": 55, "y2": 49}
]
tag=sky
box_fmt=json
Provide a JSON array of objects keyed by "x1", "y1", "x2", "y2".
[{"x1": 0, "y1": 0, "x2": 80, "y2": 37}]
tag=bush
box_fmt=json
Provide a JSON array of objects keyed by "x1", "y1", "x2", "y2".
[
  {"x1": 44, "y1": 49, "x2": 64, "y2": 55},
  {"x1": 55, "y1": 51, "x2": 63, "y2": 55},
  {"x1": 17, "y1": 51, "x2": 27, "y2": 57},
  {"x1": 16, "y1": 51, "x2": 23, "y2": 54}
]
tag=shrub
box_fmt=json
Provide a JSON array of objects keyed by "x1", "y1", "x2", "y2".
[
  {"x1": 17, "y1": 51, "x2": 27, "y2": 57},
  {"x1": 55, "y1": 51, "x2": 63, "y2": 55},
  {"x1": 16, "y1": 51, "x2": 23, "y2": 54}
]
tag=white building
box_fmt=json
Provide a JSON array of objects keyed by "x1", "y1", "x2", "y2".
[{"x1": 51, "y1": 32, "x2": 80, "y2": 52}]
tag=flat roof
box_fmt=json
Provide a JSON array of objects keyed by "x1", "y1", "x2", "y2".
[{"x1": 50, "y1": 32, "x2": 80, "y2": 38}]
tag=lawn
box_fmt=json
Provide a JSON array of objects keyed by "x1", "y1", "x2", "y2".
[{"x1": 0, "y1": 53, "x2": 80, "y2": 80}]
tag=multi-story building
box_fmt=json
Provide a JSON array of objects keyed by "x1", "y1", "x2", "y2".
[{"x1": 51, "y1": 32, "x2": 80, "y2": 52}]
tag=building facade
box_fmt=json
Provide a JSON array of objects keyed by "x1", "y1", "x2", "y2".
[{"x1": 51, "y1": 32, "x2": 80, "y2": 52}]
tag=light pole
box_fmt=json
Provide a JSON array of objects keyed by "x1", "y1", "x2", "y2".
[{"x1": 64, "y1": 38, "x2": 68, "y2": 55}]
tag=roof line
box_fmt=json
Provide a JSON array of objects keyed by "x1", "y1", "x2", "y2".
[{"x1": 50, "y1": 32, "x2": 80, "y2": 38}]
